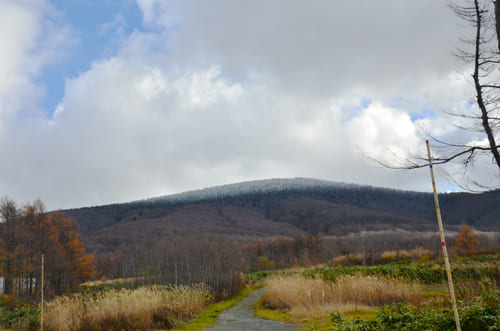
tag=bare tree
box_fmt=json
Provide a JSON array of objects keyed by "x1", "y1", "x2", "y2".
[
  {"x1": 381, "y1": 0, "x2": 500, "y2": 190},
  {"x1": 495, "y1": 1, "x2": 500, "y2": 50},
  {"x1": 451, "y1": 0, "x2": 500, "y2": 167}
]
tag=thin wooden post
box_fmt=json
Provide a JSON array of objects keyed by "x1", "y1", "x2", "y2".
[
  {"x1": 426, "y1": 140, "x2": 461, "y2": 331},
  {"x1": 41, "y1": 254, "x2": 44, "y2": 331}
]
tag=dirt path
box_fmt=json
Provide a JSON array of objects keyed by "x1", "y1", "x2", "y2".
[{"x1": 203, "y1": 288, "x2": 300, "y2": 331}]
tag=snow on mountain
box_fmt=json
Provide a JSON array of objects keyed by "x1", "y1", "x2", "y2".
[{"x1": 144, "y1": 178, "x2": 360, "y2": 205}]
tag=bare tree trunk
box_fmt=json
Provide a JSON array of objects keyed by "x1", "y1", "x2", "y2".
[
  {"x1": 495, "y1": 0, "x2": 500, "y2": 50},
  {"x1": 473, "y1": 0, "x2": 500, "y2": 168}
]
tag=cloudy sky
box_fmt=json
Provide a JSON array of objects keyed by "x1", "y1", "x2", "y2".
[{"x1": 1, "y1": 0, "x2": 497, "y2": 210}]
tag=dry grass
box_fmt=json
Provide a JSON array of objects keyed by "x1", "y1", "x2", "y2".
[
  {"x1": 263, "y1": 274, "x2": 421, "y2": 320},
  {"x1": 44, "y1": 285, "x2": 210, "y2": 331},
  {"x1": 332, "y1": 247, "x2": 435, "y2": 266},
  {"x1": 381, "y1": 247, "x2": 434, "y2": 262},
  {"x1": 81, "y1": 277, "x2": 144, "y2": 286}
]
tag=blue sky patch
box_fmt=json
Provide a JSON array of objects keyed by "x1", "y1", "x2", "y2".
[
  {"x1": 360, "y1": 96, "x2": 372, "y2": 109},
  {"x1": 341, "y1": 96, "x2": 372, "y2": 121},
  {"x1": 444, "y1": 185, "x2": 459, "y2": 193},
  {"x1": 410, "y1": 107, "x2": 436, "y2": 122},
  {"x1": 37, "y1": 0, "x2": 144, "y2": 116}
]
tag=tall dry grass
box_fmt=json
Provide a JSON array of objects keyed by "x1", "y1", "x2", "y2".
[
  {"x1": 263, "y1": 274, "x2": 421, "y2": 320},
  {"x1": 44, "y1": 285, "x2": 210, "y2": 331}
]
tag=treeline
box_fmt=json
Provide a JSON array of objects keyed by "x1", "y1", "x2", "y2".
[
  {"x1": 247, "y1": 230, "x2": 499, "y2": 270},
  {"x1": 97, "y1": 236, "x2": 247, "y2": 299},
  {"x1": 94, "y1": 234, "x2": 331, "y2": 298},
  {"x1": 248, "y1": 233, "x2": 425, "y2": 270},
  {"x1": 93, "y1": 228, "x2": 500, "y2": 300},
  {"x1": 0, "y1": 198, "x2": 96, "y2": 297}
]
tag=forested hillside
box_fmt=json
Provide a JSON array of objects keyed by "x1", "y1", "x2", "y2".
[{"x1": 62, "y1": 178, "x2": 500, "y2": 254}]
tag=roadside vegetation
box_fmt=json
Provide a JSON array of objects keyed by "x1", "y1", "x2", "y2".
[
  {"x1": 264, "y1": 274, "x2": 421, "y2": 320},
  {"x1": 44, "y1": 285, "x2": 209, "y2": 331},
  {"x1": 253, "y1": 253, "x2": 500, "y2": 330},
  {"x1": 329, "y1": 290, "x2": 500, "y2": 330},
  {"x1": 0, "y1": 281, "x2": 256, "y2": 331}
]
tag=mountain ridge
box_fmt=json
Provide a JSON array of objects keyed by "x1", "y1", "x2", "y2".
[
  {"x1": 144, "y1": 178, "x2": 366, "y2": 204},
  {"x1": 61, "y1": 178, "x2": 500, "y2": 253}
]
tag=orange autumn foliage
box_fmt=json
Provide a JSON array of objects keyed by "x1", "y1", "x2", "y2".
[
  {"x1": 455, "y1": 221, "x2": 480, "y2": 257},
  {"x1": 0, "y1": 198, "x2": 97, "y2": 297}
]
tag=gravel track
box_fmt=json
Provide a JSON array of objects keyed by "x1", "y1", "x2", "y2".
[{"x1": 203, "y1": 288, "x2": 300, "y2": 331}]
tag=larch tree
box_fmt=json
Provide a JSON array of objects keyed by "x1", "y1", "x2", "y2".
[
  {"x1": 455, "y1": 221, "x2": 480, "y2": 256},
  {"x1": 0, "y1": 198, "x2": 97, "y2": 297},
  {"x1": 0, "y1": 198, "x2": 22, "y2": 295}
]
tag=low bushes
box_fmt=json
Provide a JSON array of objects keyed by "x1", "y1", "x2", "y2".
[
  {"x1": 305, "y1": 264, "x2": 498, "y2": 284},
  {"x1": 0, "y1": 306, "x2": 39, "y2": 330},
  {"x1": 258, "y1": 257, "x2": 500, "y2": 328},
  {"x1": 330, "y1": 289, "x2": 500, "y2": 330}
]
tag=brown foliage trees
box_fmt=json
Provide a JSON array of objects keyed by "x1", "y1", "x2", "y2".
[
  {"x1": 0, "y1": 198, "x2": 97, "y2": 297},
  {"x1": 455, "y1": 221, "x2": 480, "y2": 256}
]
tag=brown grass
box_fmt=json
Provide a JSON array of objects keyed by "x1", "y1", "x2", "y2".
[
  {"x1": 332, "y1": 247, "x2": 435, "y2": 266},
  {"x1": 44, "y1": 285, "x2": 210, "y2": 331},
  {"x1": 81, "y1": 276, "x2": 144, "y2": 286},
  {"x1": 263, "y1": 274, "x2": 421, "y2": 320}
]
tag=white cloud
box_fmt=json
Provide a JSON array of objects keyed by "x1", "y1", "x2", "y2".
[
  {"x1": 0, "y1": 1, "x2": 43, "y2": 124},
  {"x1": 171, "y1": 67, "x2": 244, "y2": 109},
  {"x1": 0, "y1": 0, "x2": 73, "y2": 127},
  {"x1": 346, "y1": 103, "x2": 424, "y2": 167},
  {"x1": 1, "y1": 1, "x2": 499, "y2": 209},
  {"x1": 163, "y1": 0, "x2": 463, "y2": 97},
  {"x1": 136, "y1": 0, "x2": 180, "y2": 28}
]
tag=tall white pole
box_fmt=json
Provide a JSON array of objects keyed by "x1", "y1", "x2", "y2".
[
  {"x1": 426, "y1": 140, "x2": 461, "y2": 331},
  {"x1": 41, "y1": 254, "x2": 44, "y2": 331}
]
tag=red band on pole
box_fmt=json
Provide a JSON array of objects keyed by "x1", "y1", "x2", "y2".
[{"x1": 442, "y1": 242, "x2": 446, "y2": 246}]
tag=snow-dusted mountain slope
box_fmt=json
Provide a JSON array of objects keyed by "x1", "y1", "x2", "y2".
[
  {"x1": 63, "y1": 178, "x2": 500, "y2": 245},
  {"x1": 144, "y1": 178, "x2": 361, "y2": 204}
]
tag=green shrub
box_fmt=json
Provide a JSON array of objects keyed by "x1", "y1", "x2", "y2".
[
  {"x1": 305, "y1": 264, "x2": 498, "y2": 284},
  {"x1": 245, "y1": 271, "x2": 271, "y2": 282},
  {"x1": 0, "y1": 306, "x2": 39, "y2": 331},
  {"x1": 330, "y1": 291, "x2": 500, "y2": 331}
]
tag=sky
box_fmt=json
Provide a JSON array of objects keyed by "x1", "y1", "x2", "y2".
[{"x1": 1, "y1": 0, "x2": 498, "y2": 210}]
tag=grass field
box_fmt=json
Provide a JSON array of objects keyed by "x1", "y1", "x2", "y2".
[
  {"x1": 44, "y1": 285, "x2": 210, "y2": 331},
  {"x1": 253, "y1": 254, "x2": 500, "y2": 330}
]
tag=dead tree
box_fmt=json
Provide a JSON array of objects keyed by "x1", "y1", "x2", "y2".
[{"x1": 381, "y1": 0, "x2": 500, "y2": 190}]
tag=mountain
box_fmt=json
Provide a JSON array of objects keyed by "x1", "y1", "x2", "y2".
[{"x1": 62, "y1": 178, "x2": 500, "y2": 252}]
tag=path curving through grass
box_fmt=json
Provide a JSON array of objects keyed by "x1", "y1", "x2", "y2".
[{"x1": 203, "y1": 288, "x2": 300, "y2": 331}]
